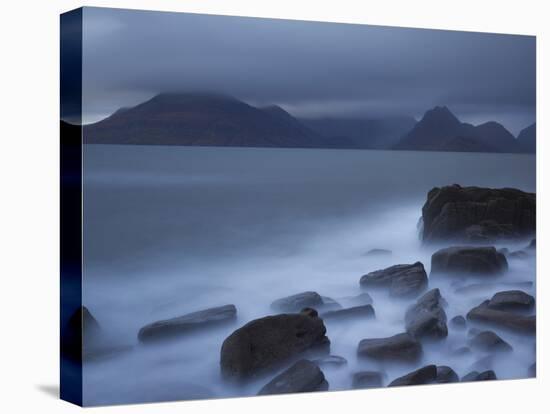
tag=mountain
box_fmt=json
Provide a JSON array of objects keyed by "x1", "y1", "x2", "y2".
[
  {"x1": 84, "y1": 93, "x2": 355, "y2": 149},
  {"x1": 517, "y1": 123, "x2": 536, "y2": 153},
  {"x1": 301, "y1": 116, "x2": 416, "y2": 149},
  {"x1": 394, "y1": 106, "x2": 521, "y2": 153}
]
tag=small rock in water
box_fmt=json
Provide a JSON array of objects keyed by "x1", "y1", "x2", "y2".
[
  {"x1": 312, "y1": 355, "x2": 348, "y2": 368},
  {"x1": 357, "y1": 333, "x2": 422, "y2": 362},
  {"x1": 462, "y1": 370, "x2": 497, "y2": 382},
  {"x1": 431, "y1": 246, "x2": 508, "y2": 277},
  {"x1": 487, "y1": 290, "x2": 535, "y2": 312},
  {"x1": 467, "y1": 300, "x2": 536, "y2": 334},
  {"x1": 360, "y1": 262, "x2": 428, "y2": 298},
  {"x1": 469, "y1": 331, "x2": 513, "y2": 353},
  {"x1": 138, "y1": 304, "x2": 237, "y2": 343},
  {"x1": 364, "y1": 248, "x2": 392, "y2": 257},
  {"x1": 450, "y1": 315, "x2": 466, "y2": 329},
  {"x1": 405, "y1": 288, "x2": 448, "y2": 340},
  {"x1": 388, "y1": 365, "x2": 437, "y2": 387},
  {"x1": 435, "y1": 366, "x2": 459, "y2": 383},
  {"x1": 352, "y1": 371, "x2": 383, "y2": 389},
  {"x1": 322, "y1": 305, "x2": 375, "y2": 322},
  {"x1": 220, "y1": 309, "x2": 329, "y2": 379},
  {"x1": 271, "y1": 292, "x2": 341, "y2": 313},
  {"x1": 257, "y1": 360, "x2": 328, "y2": 395}
]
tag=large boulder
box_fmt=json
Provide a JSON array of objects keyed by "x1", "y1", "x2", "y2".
[
  {"x1": 357, "y1": 333, "x2": 422, "y2": 362},
  {"x1": 138, "y1": 304, "x2": 236, "y2": 342},
  {"x1": 352, "y1": 371, "x2": 384, "y2": 389},
  {"x1": 271, "y1": 292, "x2": 340, "y2": 313},
  {"x1": 257, "y1": 360, "x2": 328, "y2": 395},
  {"x1": 467, "y1": 301, "x2": 536, "y2": 334},
  {"x1": 405, "y1": 288, "x2": 448, "y2": 340},
  {"x1": 220, "y1": 310, "x2": 329, "y2": 379},
  {"x1": 360, "y1": 262, "x2": 428, "y2": 298},
  {"x1": 469, "y1": 330, "x2": 513, "y2": 352},
  {"x1": 431, "y1": 246, "x2": 508, "y2": 277},
  {"x1": 487, "y1": 290, "x2": 535, "y2": 311},
  {"x1": 388, "y1": 365, "x2": 437, "y2": 387},
  {"x1": 421, "y1": 184, "x2": 535, "y2": 242},
  {"x1": 321, "y1": 305, "x2": 375, "y2": 322}
]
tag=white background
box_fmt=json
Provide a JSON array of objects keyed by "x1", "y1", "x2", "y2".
[{"x1": 0, "y1": 0, "x2": 548, "y2": 412}]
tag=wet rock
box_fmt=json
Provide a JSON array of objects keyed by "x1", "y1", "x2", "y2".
[
  {"x1": 322, "y1": 305, "x2": 375, "y2": 322},
  {"x1": 450, "y1": 315, "x2": 466, "y2": 329},
  {"x1": 312, "y1": 355, "x2": 347, "y2": 368},
  {"x1": 462, "y1": 370, "x2": 497, "y2": 382},
  {"x1": 352, "y1": 371, "x2": 384, "y2": 389},
  {"x1": 431, "y1": 246, "x2": 508, "y2": 277},
  {"x1": 388, "y1": 365, "x2": 437, "y2": 387},
  {"x1": 405, "y1": 288, "x2": 448, "y2": 340},
  {"x1": 220, "y1": 310, "x2": 329, "y2": 379},
  {"x1": 364, "y1": 248, "x2": 392, "y2": 257},
  {"x1": 487, "y1": 290, "x2": 535, "y2": 311},
  {"x1": 435, "y1": 366, "x2": 459, "y2": 383},
  {"x1": 357, "y1": 333, "x2": 422, "y2": 362},
  {"x1": 257, "y1": 360, "x2": 328, "y2": 395},
  {"x1": 469, "y1": 331, "x2": 513, "y2": 352},
  {"x1": 138, "y1": 304, "x2": 236, "y2": 342},
  {"x1": 467, "y1": 300, "x2": 536, "y2": 334},
  {"x1": 421, "y1": 185, "x2": 535, "y2": 242},
  {"x1": 271, "y1": 292, "x2": 340, "y2": 313},
  {"x1": 360, "y1": 262, "x2": 428, "y2": 298},
  {"x1": 340, "y1": 292, "x2": 373, "y2": 307}
]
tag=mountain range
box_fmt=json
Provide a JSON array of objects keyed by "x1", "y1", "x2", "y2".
[{"x1": 82, "y1": 93, "x2": 535, "y2": 154}]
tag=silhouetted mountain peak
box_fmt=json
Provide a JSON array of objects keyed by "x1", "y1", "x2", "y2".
[{"x1": 420, "y1": 105, "x2": 460, "y2": 127}]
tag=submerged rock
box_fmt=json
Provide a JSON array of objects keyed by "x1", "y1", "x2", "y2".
[
  {"x1": 360, "y1": 262, "x2": 428, "y2": 298},
  {"x1": 388, "y1": 365, "x2": 437, "y2": 387},
  {"x1": 271, "y1": 292, "x2": 340, "y2": 313},
  {"x1": 258, "y1": 360, "x2": 328, "y2": 395},
  {"x1": 431, "y1": 246, "x2": 508, "y2": 277},
  {"x1": 322, "y1": 305, "x2": 375, "y2": 322},
  {"x1": 461, "y1": 370, "x2": 497, "y2": 382},
  {"x1": 487, "y1": 290, "x2": 535, "y2": 311},
  {"x1": 469, "y1": 330, "x2": 513, "y2": 353},
  {"x1": 421, "y1": 185, "x2": 535, "y2": 242},
  {"x1": 405, "y1": 288, "x2": 448, "y2": 340},
  {"x1": 312, "y1": 355, "x2": 348, "y2": 368},
  {"x1": 357, "y1": 333, "x2": 422, "y2": 362},
  {"x1": 352, "y1": 371, "x2": 384, "y2": 389},
  {"x1": 450, "y1": 315, "x2": 466, "y2": 329},
  {"x1": 435, "y1": 366, "x2": 459, "y2": 383},
  {"x1": 138, "y1": 304, "x2": 236, "y2": 342},
  {"x1": 220, "y1": 310, "x2": 329, "y2": 379},
  {"x1": 467, "y1": 301, "x2": 536, "y2": 334}
]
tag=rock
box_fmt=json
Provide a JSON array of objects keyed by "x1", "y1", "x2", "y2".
[
  {"x1": 467, "y1": 300, "x2": 536, "y2": 334},
  {"x1": 431, "y1": 246, "x2": 508, "y2": 277},
  {"x1": 360, "y1": 262, "x2": 428, "y2": 298},
  {"x1": 357, "y1": 333, "x2": 422, "y2": 362},
  {"x1": 435, "y1": 366, "x2": 459, "y2": 383},
  {"x1": 321, "y1": 305, "x2": 375, "y2": 322},
  {"x1": 138, "y1": 304, "x2": 236, "y2": 342},
  {"x1": 405, "y1": 288, "x2": 448, "y2": 340},
  {"x1": 320, "y1": 296, "x2": 342, "y2": 311},
  {"x1": 467, "y1": 327, "x2": 482, "y2": 338},
  {"x1": 352, "y1": 371, "x2": 384, "y2": 389},
  {"x1": 450, "y1": 315, "x2": 466, "y2": 329},
  {"x1": 271, "y1": 292, "x2": 340, "y2": 312},
  {"x1": 257, "y1": 360, "x2": 328, "y2": 395},
  {"x1": 63, "y1": 306, "x2": 101, "y2": 360},
  {"x1": 469, "y1": 331, "x2": 513, "y2": 352},
  {"x1": 509, "y1": 250, "x2": 529, "y2": 260},
  {"x1": 421, "y1": 185, "x2": 535, "y2": 242},
  {"x1": 498, "y1": 248, "x2": 510, "y2": 256},
  {"x1": 388, "y1": 365, "x2": 437, "y2": 387},
  {"x1": 220, "y1": 310, "x2": 329, "y2": 379},
  {"x1": 462, "y1": 370, "x2": 497, "y2": 382},
  {"x1": 364, "y1": 249, "x2": 392, "y2": 257},
  {"x1": 312, "y1": 355, "x2": 348, "y2": 368},
  {"x1": 340, "y1": 292, "x2": 373, "y2": 307},
  {"x1": 487, "y1": 290, "x2": 535, "y2": 311}
]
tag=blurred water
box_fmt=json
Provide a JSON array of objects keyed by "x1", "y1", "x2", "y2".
[{"x1": 82, "y1": 146, "x2": 536, "y2": 406}]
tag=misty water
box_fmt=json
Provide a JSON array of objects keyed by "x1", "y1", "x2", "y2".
[{"x1": 82, "y1": 145, "x2": 536, "y2": 406}]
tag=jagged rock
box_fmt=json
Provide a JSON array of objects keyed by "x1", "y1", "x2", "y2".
[
  {"x1": 360, "y1": 262, "x2": 428, "y2": 298},
  {"x1": 322, "y1": 305, "x2": 375, "y2": 322},
  {"x1": 461, "y1": 370, "x2": 497, "y2": 382},
  {"x1": 220, "y1": 310, "x2": 329, "y2": 379},
  {"x1": 487, "y1": 290, "x2": 535, "y2": 311},
  {"x1": 450, "y1": 315, "x2": 466, "y2": 329},
  {"x1": 421, "y1": 185, "x2": 535, "y2": 242},
  {"x1": 257, "y1": 360, "x2": 328, "y2": 395},
  {"x1": 364, "y1": 249, "x2": 392, "y2": 257},
  {"x1": 435, "y1": 366, "x2": 459, "y2": 383},
  {"x1": 271, "y1": 292, "x2": 340, "y2": 312},
  {"x1": 357, "y1": 333, "x2": 422, "y2": 362},
  {"x1": 431, "y1": 246, "x2": 508, "y2": 277},
  {"x1": 467, "y1": 300, "x2": 536, "y2": 334},
  {"x1": 312, "y1": 355, "x2": 348, "y2": 368},
  {"x1": 405, "y1": 288, "x2": 448, "y2": 340},
  {"x1": 469, "y1": 331, "x2": 513, "y2": 352},
  {"x1": 138, "y1": 305, "x2": 236, "y2": 342},
  {"x1": 388, "y1": 365, "x2": 437, "y2": 387},
  {"x1": 352, "y1": 371, "x2": 383, "y2": 389}
]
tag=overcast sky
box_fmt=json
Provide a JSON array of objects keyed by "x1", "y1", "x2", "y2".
[{"x1": 80, "y1": 7, "x2": 536, "y2": 134}]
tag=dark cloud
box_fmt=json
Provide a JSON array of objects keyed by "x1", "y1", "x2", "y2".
[{"x1": 81, "y1": 7, "x2": 535, "y2": 134}]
